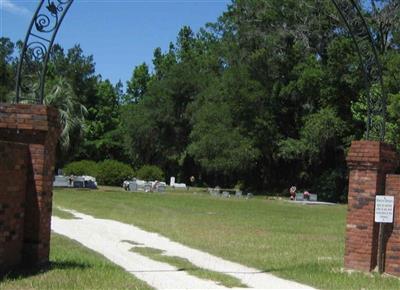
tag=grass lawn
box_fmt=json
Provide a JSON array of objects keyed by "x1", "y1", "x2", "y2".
[
  {"x1": 49, "y1": 187, "x2": 400, "y2": 289},
  {"x1": 130, "y1": 246, "x2": 246, "y2": 288},
  {"x1": 0, "y1": 234, "x2": 151, "y2": 290}
]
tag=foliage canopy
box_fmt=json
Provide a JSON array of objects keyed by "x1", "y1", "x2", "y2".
[{"x1": 3, "y1": 0, "x2": 400, "y2": 201}]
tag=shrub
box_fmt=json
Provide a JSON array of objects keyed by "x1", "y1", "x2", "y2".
[
  {"x1": 312, "y1": 169, "x2": 346, "y2": 202},
  {"x1": 96, "y1": 160, "x2": 135, "y2": 186},
  {"x1": 63, "y1": 160, "x2": 99, "y2": 177},
  {"x1": 136, "y1": 165, "x2": 164, "y2": 181}
]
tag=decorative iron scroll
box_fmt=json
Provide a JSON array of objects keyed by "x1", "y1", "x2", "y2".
[
  {"x1": 331, "y1": 0, "x2": 388, "y2": 141},
  {"x1": 15, "y1": 0, "x2": 74, "y2": 104}
]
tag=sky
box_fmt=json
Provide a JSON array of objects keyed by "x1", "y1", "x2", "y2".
[{"x1": 0, "y1": 0, "x2": 231, "y2": 85}]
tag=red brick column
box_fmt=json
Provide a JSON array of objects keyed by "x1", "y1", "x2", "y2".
[
  {"x1": 344, "y1": 141, "x2": 398, "y2": 272},
  {"x1": 384, "y1": 175, "x2": 400, "y2": 276},
  {"x1": 0, "y1": 141, "x2": 29, "y2": 272},
  {"x1": 0, "y1": 104, "x2": 60, "y2": 267}
]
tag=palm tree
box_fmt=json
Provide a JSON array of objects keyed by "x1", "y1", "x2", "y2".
[{"x1": 44, "y1": 77, "x2": 87, "y2": 151}]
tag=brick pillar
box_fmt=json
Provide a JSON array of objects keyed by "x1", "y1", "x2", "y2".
[
  {"x1": 0, "y1": 141, "x2": 29, "y2": 272},
  {"x1": 344, "y1": 141, "x2": 398, "y2": 272},
  {"x1": 384, "y1": 175, "x2": 400, "y2": 276},
  {"x1": 0, "y1": 104, "x2": 60, "y2": 267}
]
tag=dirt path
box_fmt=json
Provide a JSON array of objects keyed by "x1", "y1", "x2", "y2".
[{"x1": 51, "y1": 208, "x2": 316, "y2": 289}]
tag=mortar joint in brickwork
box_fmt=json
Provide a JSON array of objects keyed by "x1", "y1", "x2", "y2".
[
  {"x1": 345, "y1": 140, "x2": 400, "y2": 276},
  {"x1": 0, "y1": 104, "x2": 60, "y2": 272}
]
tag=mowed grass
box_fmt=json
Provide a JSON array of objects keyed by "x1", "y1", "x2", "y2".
[
  {"x1": 0, "y1": 234, "x2": 151, "y2": 290},
  {"x1": 53, "y1": 187, "x2": 400, "y2": 290},
  {"x1": 131, "y1": 246, "x2": 246, "y2": 288},
  {"x1": 52, "y1": 207, "x2": 78, "y2": 219}
]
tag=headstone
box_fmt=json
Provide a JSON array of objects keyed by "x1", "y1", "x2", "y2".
[
  {"x1": 144, "y1": 183, "x2": 152, "y2": 192},
  {"x1": 295, "y1": 193, "x2": 303, "y2": 201},
  {"x1": 128, "y1": 181, "x2": 138, "y2": 192},
  {"x1": 246, "y1": 192, "x2": 254, "y2": 199},
  {"x1": 235, "y1": 190, "x2": 242, "y2": 198},
  {"x1": 53, "y1": 175, "x2": 69, "y2": 187},
  {"x1": 84, "y1": 180, "x2": 97, "y2": 189},
  {"x1": 137, "y1": 179, "x2": 146, "y2": 191},
  {"x1": 82, "y1": 176, "x2": 97, "y2": 189},
  {"x1": 170, "y1": 176, "x2": 175, "y2": 186},
  {"x1": 157, "y1": 182, "x2": 167, "y2": 192},
  {"x1": 73, "y1": 176, "x2": 85, "y2": 188},
  {"x1": 173, "y1": 183, "x2": 187, "y2": 189},
  {"x1": 210, "y1": 188, "x2": 220, "y2": 197},
  {"x1": 123, "y1": 180, "x2": 129, "y2": 190}
]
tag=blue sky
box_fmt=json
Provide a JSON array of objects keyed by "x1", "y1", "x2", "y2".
[{"x1": 1, "y1": 0, "x2": 231, "y2": 85}]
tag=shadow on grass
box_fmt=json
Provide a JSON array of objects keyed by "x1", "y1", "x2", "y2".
[
  {"x1": 257, "y1": 261, "x2": 345, "y2": 277},
  {"x1": 138, "y1": 268, "x2": 270, "y2": 274},
  {"x1": 0, "y1": 260, "x2": 91, "y2": 280}
]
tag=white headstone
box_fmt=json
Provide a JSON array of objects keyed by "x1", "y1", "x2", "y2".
[
  {"x1": 170, "y1": 176, "x2": 175, "y2": 186},
  {"x1": 375, "y1": 195, "x2": 394, "y2": 223}
]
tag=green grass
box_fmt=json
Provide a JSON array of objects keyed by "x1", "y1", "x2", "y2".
[
  {"x1": 52, "y1": 207, "x2": 78, "y2": 219},
  {"x1": 0, "y1": 234, "x2": 152, "y2": 290},
  {"x1": 131, "y1": 246, "x2": 247, "y2": 288},
  {"x1": 52, "y1": 187, "x2": 400, "y2": 289}
]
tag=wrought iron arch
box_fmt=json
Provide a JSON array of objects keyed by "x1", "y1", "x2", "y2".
[
  {"x1": 331, "y1": 0, "x2": 388, "y2": 141},
  {"x1": 15, "y1": 0, "x2": 389, "y2": 140},
  {"x1": 15, "y1": 0, "x2": 74, "y2": 104}
]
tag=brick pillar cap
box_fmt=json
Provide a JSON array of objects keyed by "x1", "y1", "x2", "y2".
[
  {"x1": 0, "y1": 104, "x2": 60, "y2": 133},
  {"x1": 346, "y1": 140, "x2": 398, "y2": 171}
]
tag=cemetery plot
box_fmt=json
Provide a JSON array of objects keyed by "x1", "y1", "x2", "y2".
[
  {"x1": 53, "y1": 175, "x2": 98, "y2": 189},
  {"x1": 208, "y1": 187, "x2": 247, "y2": 198},
  {"x1": 123, "y1": 179, "x2": 167, "y2": 192}
]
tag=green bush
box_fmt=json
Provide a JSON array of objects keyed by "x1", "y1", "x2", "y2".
[
  {"x1": 63, "y1": 160, "x2": 99, "y2": 177},
  {"x1": 97, "y1": 160, "x2": 134, "y2": 186},
  {"x1": 136, "y1": 165, "x2": 164, "y2": 181},
  {"x1": 312, "y1": 169, "x2": 346, "y2": 202}
]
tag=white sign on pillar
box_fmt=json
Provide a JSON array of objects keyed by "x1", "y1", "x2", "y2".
[{"x1": 375, "y1": 196, "x2": 395, "y2": 223}]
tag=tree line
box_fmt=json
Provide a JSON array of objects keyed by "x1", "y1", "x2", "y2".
[{"x1": 1, "y1": 0, "x2": 399, "y2": 201}]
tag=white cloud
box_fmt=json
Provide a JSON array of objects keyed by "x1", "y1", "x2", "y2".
[{"x1": 1, "y1": 0, "x2": 31, "y2": 16}]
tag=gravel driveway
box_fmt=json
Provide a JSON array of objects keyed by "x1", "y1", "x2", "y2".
[{"x1": 52, "y1": 208, "x2": 316, "y2": 289}]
